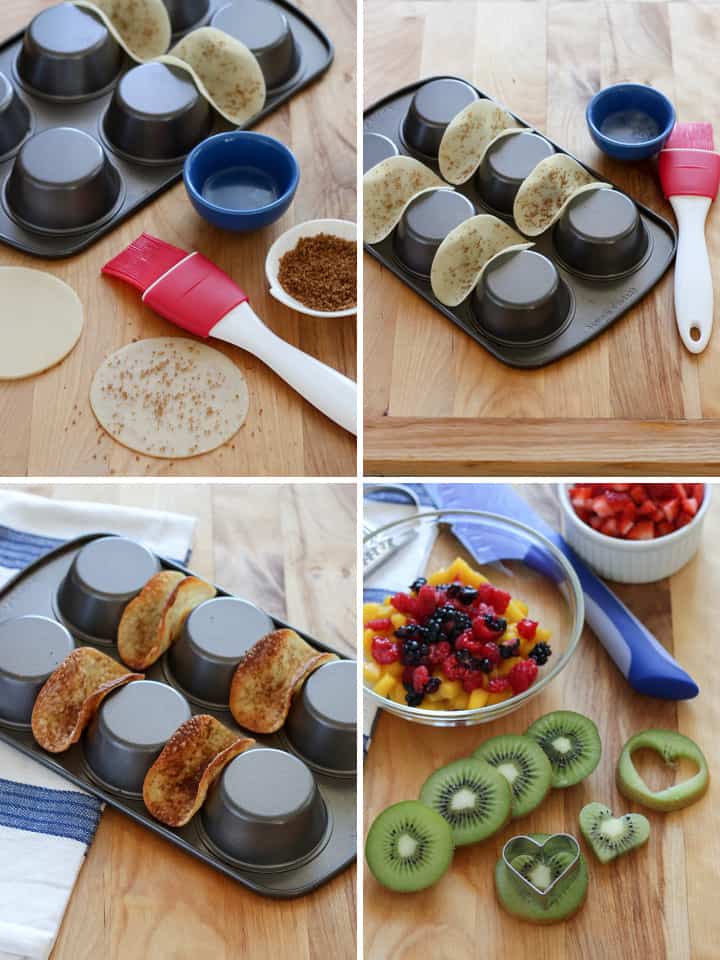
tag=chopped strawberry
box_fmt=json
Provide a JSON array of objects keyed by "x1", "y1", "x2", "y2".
[
  {"x1": 657, "y1": 521, "x2": 673, "y2": 536},
  {"x1": 638, "y1": 499, "x2": 656, "y2": 517},
  {"x1": 675, "y1": 511, "x2": 694, "y2": 529},
  {"x1": 605, "y1": 491, "x2": 631, "y2": 513},
  {"x1": 661, "y1": 498, "x2": 680, "y2": 523},
  {"x1": 592, "y1": 494, "x2": 614, "y2": 518},
  {"x1": 600, "y1": 517, "x2": 619, "y2": 537},
  {"x1": 627, "y1": 520, "x2": 655, "y2": 540},
  {"x1": 366, "y1": 618, "x2": 392, "y2": 631},
  {"x1": 630, "y1": 485, "x2": 647, "y2": 505},
  {"x1": 517, "y1": 618, "x2": 538, "y2": 641},
  {"x1": 681, "y1": 497, "x2": 698, "y2": 517}
]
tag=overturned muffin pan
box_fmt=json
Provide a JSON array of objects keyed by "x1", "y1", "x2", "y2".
[
  {"x1": 0, "y1": 0, "x2": 333, "y2": 258},
  {"x1": 364, "y1": 76, "x2": 677, "y2": 368},
  {"x1": 0, "y1": 533, "x2": 356, "y2": 898}
]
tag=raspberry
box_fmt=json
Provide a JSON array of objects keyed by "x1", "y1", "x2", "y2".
[
  {"x1": 416, "y1": 584, "x2": 439, "y2": 620},
  {"x1": 472, "y1": 613, "x2": 507, "y2": 643},
  {"x1": 442, "y1": 654, "x2": 467, "y2": 680},
  {"x1": 508, "y1": 659, "x2": 538, "y2": 694},
  {"x1": 491, "y1": 588, "x2": 511, "y2": 614},
  {"x1": 391, "y1": 592, "x2": 417, "y2": 616},
  {"x1": 371, "y1": 636, "x2": 399, "y2": 664},
  {"x1": 517, "y1": 618, "x2": 538, "y2": 641},
  {"x1": 427, "y1": 640, "x2": 452, "y2": 665},
  {"x1": 487, "y1": 677, "x2": 511, "y2": 693},
  {"x1": 479, "y1": 641, "x2": 501, "y2": 666},
  {"x1": 366, "y1": 617, "x2": 392, "y2": 631},
  {"x1": 476, "y1": 584, "x2": 497, "y2": 606},
  {"x1": 455, "y1": 630, "x2": 484, "y2": 657},
  {"x1": 462, "y1": 671, "x2": 485, "y2": 692},
  {"x1": 412, "y1": 665, "x2": 430, "y2": 693}
]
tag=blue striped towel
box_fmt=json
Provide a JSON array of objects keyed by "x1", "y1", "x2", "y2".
[{"x1": 0, "y1": 490, "x2": 196, "y2": 960}]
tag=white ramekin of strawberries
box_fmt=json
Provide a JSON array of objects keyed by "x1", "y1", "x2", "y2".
[{"x1": 558, "y1": 482, "x2": 710, "y2": 583}]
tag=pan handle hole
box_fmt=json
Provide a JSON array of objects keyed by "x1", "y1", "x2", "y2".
[{"x1": 690, "y1": 326, "x2": 702, "y2": 343}]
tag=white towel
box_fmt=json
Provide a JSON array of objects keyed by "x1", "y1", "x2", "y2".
[{"x1": 0, "y1": 490, "x2": 196, "y2": 960}]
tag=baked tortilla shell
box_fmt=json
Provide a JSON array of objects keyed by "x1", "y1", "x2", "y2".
[
  {"x1": 438, "y1": 100, "x2": 520, "y2": 185},
  {"x1": 117, "y1": 571, "x2": 186, "y2": 670},
  {"x1": 73, "y1": 0, "x2": 171, "y2": 62},
  {"x1": 513, "y1": 153, "x2": 608, "y2": 237}
]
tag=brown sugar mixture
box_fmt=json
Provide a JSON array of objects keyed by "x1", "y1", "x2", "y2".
[{"x1": 277, "y1": 233, "x2": 357, "y2": 312}]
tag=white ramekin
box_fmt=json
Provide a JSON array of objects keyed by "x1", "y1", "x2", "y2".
[{"x1": 557, "y1": 483, "x2": 711, "y2": 583}]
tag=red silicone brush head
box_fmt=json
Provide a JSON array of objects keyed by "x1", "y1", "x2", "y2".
[
  {"x1": 102, "y1": 234, "x2": 190, "y2": 293},
  {"x1": 659, "y1": 123, "x2": 720, "y2": 199}
]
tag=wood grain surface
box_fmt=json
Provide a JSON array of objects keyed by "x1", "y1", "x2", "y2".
[
  {"x1": 363, "y1": 483, "x2": 719, "y2": 960},
  {"x1": 1, "y1": 482, "x2": 356, "y2": 960},
  {"x1": 363, "y1": 0, "x2": 720, "y2": 475},
  {"x1": 0, "y1": 0, "x2": 357, "y2": 478}
]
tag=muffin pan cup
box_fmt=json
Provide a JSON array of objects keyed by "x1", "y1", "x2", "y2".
[
  {"x1": 364, "y1": 76, "x2": 677, "y2": 369},
  {"x1": 0, "y1": 616, "x2": 75, "y2": 726},
  {"x1": 0, "y1": 533, "x2": 355, "y2": 898},
  {"x1": 211, "y1": 0, "x2": 302, "y2": 92},
  {"x1": 0, "y1": 0, "x2": 334, "y2": 258},
  {"x1": 285, "y1": 659, "x2": 357, "y2": 775}
]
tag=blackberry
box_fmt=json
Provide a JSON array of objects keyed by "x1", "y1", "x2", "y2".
[
  {"x1": 478, "y1": 658, "x2": 493, "y2": 674},
  {"x1": 401, "y1": 638, "x2": 429, "y2": 666},
  {"x1": 457, "y1": 586, "x2": 478, "y2": 605},
  {"x1": 424, "y1": 677, "x2": 441, "y2": 694},
  {"x1": 484, "y1": 615, "x2": 507, "y2": 634},
  {"x1": 409, "y1": 577, "x2": 427, "y2": 593},
  {"x1": 500, "y1": 639, "x2": 520, "y2": 659},
  {"x1": 395, "y1": 624, "x2": 427, "y2": 640},
  {"x1": 405, "y1": 691, "x2": 424, "y2": 707},
  {"x1": 455, "y1": 648, "x2": 473, "y2": 666},
  {"x1": 445, "y1": 583, "x2": 462, "y2": 599},
  {"x1": 528, "y1": 642, "x2": 552, "y2": 666}
]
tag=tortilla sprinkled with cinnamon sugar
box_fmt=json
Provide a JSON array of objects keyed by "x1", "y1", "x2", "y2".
[
  {"x1": 513, "y1": 154, "x2": 608, "y2": 237},
  {"x1": 32, "y1": 648, "x2": 143, "y2": 753},
  {"x1": 439, "y1": 100, "x2": 520, "y2": 185},
  {"x1": 229, "y1": 628, "x2": 337, "y2": 733},
  {"x1": 90, "y1": 338, "x2": 249, "y2": 459},
  {"x1": 364, "y1": 156, "x2": 448, "y2": 244},
  {"x1": 144, "y1": 715, "x2": 254, "y2": 827},
  {"x1": 73, "y1": 0, "x2": 171, "y2": 62}
]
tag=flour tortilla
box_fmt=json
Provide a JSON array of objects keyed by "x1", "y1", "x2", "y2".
[
  {"x1": 0, "y1": 268, "x2": 84, "y2": 380},
  {"x1": 430, "y1": 215, "x2": 532, "y2": 307},
  {"x1": 73, "y1": 0, "x2": 171, "y2": 61},
  {"x1": 90, "y1": 337, "x2": 249, "y2": 459},
  {"x1": 513, "y1": 154, "x2": 609, "y2": 237},
  {"x1": 363, "y1": 156, "x2": 448, "y2": 244},
  {"x1": 439, "y1": 100, "x2": 521, "y2": 185},
  {"x1": 159, "y1": 27, "x2": 266, "y2": 126}
]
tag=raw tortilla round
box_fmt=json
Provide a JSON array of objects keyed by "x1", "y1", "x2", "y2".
[
  {"x1": 90, "y1": 337, "x2": 249, "y2": 459},
  {"x1": 0, "y1": 268, "x2": 84, "y2": 380}
]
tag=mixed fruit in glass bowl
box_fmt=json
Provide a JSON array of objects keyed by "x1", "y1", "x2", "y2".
[{"x1": 363, "y1": 556, "x2": 553, "y2": 712}]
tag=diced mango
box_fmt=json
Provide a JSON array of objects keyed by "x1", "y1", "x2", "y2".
[
  {"x1": 505, "y1": 598, "x2": 528, "y2": 623},
  {"x1": 468, "y1": 688, "x2": 489, "y2": 709},
  {"x1": 501, "y1": 623, "x2": 518, "y2": 643},
  {"x1": 437, "y1": 680, "x2": 462, "y2": 700},
  {"x1": 363, "y1": 629, "x2": 374, "y2": 656},
  {"x1": 448, "y1": 557, "x2": 488, "y2": 588},
  {"x1": 363, "y1": 603, "x2": 384, "y2": 620},
  {"x1": 373, "y1": 674, "x2": 395, "y2": 698},
  {"x1": 427, "y1": 570, "x2": 449, "y2": 586},
  {"x1": 520, "y1": 638, "x2": 535, "y2": 657},
  {"x1": 451, "y1": 693, "x2": 469, "y2": 710},
  {"x1": 536, "y1": 626, "x2": 551, "y2": 642},
  {"x1": 389, "y1": 683, "x2": 408, "y2": 705},
  {"x1": 487, "y1": 690, "x2": 513, "y2": 705},
  {"x1": 390, "y1": 613, "x2": 407, "y2": 629},
  {"x1": 363, "y1": 662, "x2": 381, "y2": 684},
  {"x1": 425, "y1": 686, "x2": 447, "y2": 703},
  {"x1": 383, "y1": 661, "x2": 404, "y2": 679},
  {"x1": 497, "y1": 656, "x2": 521, "y2": 677}
]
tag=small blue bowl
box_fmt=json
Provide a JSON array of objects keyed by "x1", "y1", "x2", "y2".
[
  {"x1": 184, "y1": 131, "x2": 300, "y2": 231},
  {"x1": 586, "y1": 83, "x2": 676, "y2": 161}
]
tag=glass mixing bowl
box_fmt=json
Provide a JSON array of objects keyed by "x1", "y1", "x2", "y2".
[{"x1": 363, "y1": 509, "x2": 585, "y2": 727}]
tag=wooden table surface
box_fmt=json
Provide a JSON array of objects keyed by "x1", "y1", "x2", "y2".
[
  {"x1": 363, "y1": 0, "x2": 720, "y2": 475},
  {"x1": 0, "y1": 0, "x2": 356, "y2": 478},
  {"x1": 363, "y1": 483, "x2": 719, "y2": 960},
  {"x1": 2, "y1": 482, "x2": 356, "y2": 960}
]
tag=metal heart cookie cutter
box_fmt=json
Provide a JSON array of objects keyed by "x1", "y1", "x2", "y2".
[{"x1": 502, "y1": 833, "x2": 581, "y2": 906}]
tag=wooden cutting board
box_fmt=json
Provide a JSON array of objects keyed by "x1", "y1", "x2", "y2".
[
  {"x1": 364, "y1": 483, "x2": 719, "y2": 960},
  {"x1": 363, "y1": 0, "x2": 720, "y2": 474},
  {"x1": 0, "y1": 0, "x2": 356, "y2": 478}
]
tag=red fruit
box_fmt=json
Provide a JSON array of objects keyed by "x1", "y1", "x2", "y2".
[
  {"x1": 661, "y1": 498, "x2": 680, "y2": 523},
  {"x1": 391, "y1": 592, "x2": 417, "y2": 616},
  {"x1": 610, "y1": 483, "x2": 630, "y2": 492},
  {"x1": 600, "y1": 517, "x2": 618, "y2": 537},
  {"x1": 508, "y1": 659, "x2": 538, "y2": 694},
  {"x1": 480, "y1": 642, "x2": 501, "y2": 666},
  {"x1": 657, "y1": 521, "x2": 673, "y2": 536},
  {"x1": 491, "y1": 588, "x2": 511, "y2": 614},
  {"x1": 589, "y1": 516, "x2": 603, "y2": 530},
  {"x1": 472, "y1": 613, "x2": 506, "y2": 643},
  {"x1": 630, "y1": 485, "x2": 648, "y2": 505},
  {"x1": 517, "y1": 619, "x2": 538, "y2": 641},
  {"x1": 681, "y1": 496, "x2": 698, "y2": 517},
  {"x1": 455, "y1": 630, "x2": 484, "y2": 657},
  {"x1": 605, "y1": 490, "x2": 631, "y2": 513},
  {"x1": 618, "y1": 506, "x2": 636, "y2": 536},
  {"x1": 676, "y1": 511, "x2": 694, "y2": 529},
  {"x1": 592, "y1": 494, "x2": 614, "y2": 518},
  {"x1": 442, "y1": 655, "x2": 467, "y2": 681},
  {"x1": 487, "y1": 677, "x2": 511, "y2": 693},
  {"x1": 637, "y1": 499, "x2": 656, "y2": 516},
  {"x1": 366, "y1": 618, "x2": 392, "y2": 631},
  {"x1": 416, "y1": 584, "x2": 438, "y2": 619},
  {"x1": 371, "y1": 636, "x2": 400, "y2": 664},
  {"x1": 412, "y1": 665, "x2": 430, "y2": 693},
  {"x1": 462, "y1": 672, "x2": 485, "y2": 693},
  {"x1": 694, "y1": 483, "x2": 705, "y2": 505},
  {"x1": 627, "y1": 520, "x2": 654, "y2": 541},
  {"x1": 476, "y1": 583, "x2": 497, "y2": 605},
  {"x1": 402, "y1": 666, "x2": 415, "y2": 686},
  {"x1": 427, "y1": 640, "x2": 452, "y2": 665}
]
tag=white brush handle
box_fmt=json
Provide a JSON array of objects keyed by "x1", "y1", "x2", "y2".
[
  {"x1": 211, "y1": 302, "x2": 357, "y2": 435},
  {"x1": 670, "y1": 195, "x2": 713, "y2": 354}
]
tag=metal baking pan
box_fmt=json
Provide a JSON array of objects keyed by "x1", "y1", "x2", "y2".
[
  {"x1": 0, "y1": 533, "x2": 356, "y2": 899},
  {"x1": 0, "y1": 0, "x2": 334, "y2": 259},
  {"x1": 363, "y1": 76, "x2": 677, "y2": 369}
]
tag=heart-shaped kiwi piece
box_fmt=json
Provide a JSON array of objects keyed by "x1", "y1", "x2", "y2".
[
  {"x1": 579, "y1": 802, "x2": 650, "y2": 864},
  {"x1": 616, "y1": 729, "x2": 709, "y2": 812}
]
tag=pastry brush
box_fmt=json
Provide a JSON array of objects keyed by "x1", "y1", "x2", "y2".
[
  {"x1": 102, "y1": 234, "x2": 357, "y2": 435},
  {"x1": 658, "y1": 123, "x2": 720, "y2": 354}
]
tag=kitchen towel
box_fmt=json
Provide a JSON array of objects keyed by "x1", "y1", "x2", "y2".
[
  {"x1": 0, "y1": 489, "x2": 196, "y2": 960},
  {"x1": 362, "y1": 483, "x2": 698, "y2": 751}
]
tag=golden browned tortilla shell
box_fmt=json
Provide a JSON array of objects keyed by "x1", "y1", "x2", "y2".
[
  {"x1": 143, "y1": 715, "x2": 254, "y2": 827},
  {"x1": 31, "y1": 648, "x2": 143, "y2": 753},
  {"x1": 229, "y1": 628, "x2": 337, "y2": 734},
  {"x1": 117, "y1": 570, "x2": 185, "y2": 670}
]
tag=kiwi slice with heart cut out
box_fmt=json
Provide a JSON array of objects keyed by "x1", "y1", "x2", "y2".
[
  {"x1": 526, "y1": 710, "x2": 601, "y2": 788},
  {"x1": 579, "y1": 802, "x2": 650, "y2": 863},
  {"x1": 616, "y1": 729, "x2": 709, "y2": 812},
  {"x1": 365, "y1": 800, "x2": 454, "y2": 892},
  {"x1": 495, "y1": 833, "x2": 588, "y2": 923},
  {"x1": 472, "y1": 734, "x2": 552, "y2": 818},
  {"x1": 419, "y1": 756, "x2": 512, "y2": 846}
]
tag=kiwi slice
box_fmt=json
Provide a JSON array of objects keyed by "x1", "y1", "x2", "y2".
[
  {"x1": 419, "y1": 756, "x2": 512, "y2": 846},
  {"x1": 579, "y1": 802, "x2": 650, "y2": 863},
  {"x1": 495, "y1": 833, "x2": 588, "y2": 924},
  {"x1": 526, "y1": 710, "x2": 601, "y2": 788},
  {"x1": 616, "y1": 729, "x2": 709, "y2": 812},
  {"x1": 365, "y1": 800, "x2": 454, "y2": 892},
  {"x1": 472, "y1": 734, "x2": 552, "y2": 818}
]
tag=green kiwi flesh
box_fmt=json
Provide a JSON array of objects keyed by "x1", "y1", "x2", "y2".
[
  {"x1": 365, "y1": 800, "x2": 454, "y2": 892},
  {"x1": 495, "y1": 833, "x2": 588, "y2": 924},
  {"x1": 472, "y1": 734, "x2": 552, "y2": 818},
  {"x1": 616, "y1": 729, "x2": 709, "y2": 812},
  {"x1": 526, "y1": 710, "x2": 602, "y2": 788},
  {"x1": 419, "y1": 756, "x2": 512, "y2": 846},
  {"x1": 579, "y1": 802, "x2": 650, "y2": 864}
]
